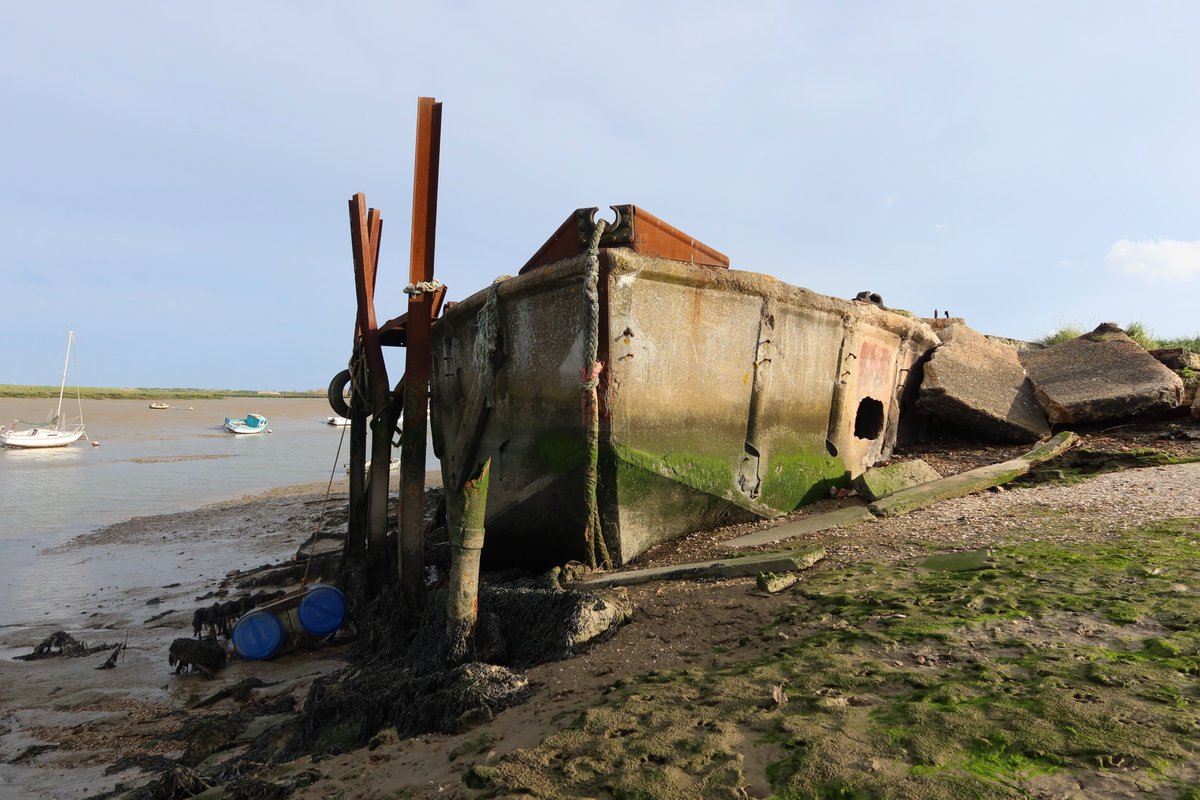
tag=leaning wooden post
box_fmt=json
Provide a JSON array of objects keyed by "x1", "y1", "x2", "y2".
[
  {"x1": 398, "y1": 96, "x2": 442, "y2": 616},
  {"x1": 446, "y1": 458, "x2": 490, "y2": 664}
]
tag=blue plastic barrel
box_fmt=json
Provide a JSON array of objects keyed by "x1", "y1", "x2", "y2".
[
  {"x1": 297, "y1": 585, "x2": 347, "y2": 637},
  {"x1": 232, "y1": 610, "x2": 286, "y2": 660}
]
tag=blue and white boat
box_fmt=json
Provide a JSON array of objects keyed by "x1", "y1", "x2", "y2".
[{"x1": 224, "y1": 413, "x2": 269, "y2": 434}]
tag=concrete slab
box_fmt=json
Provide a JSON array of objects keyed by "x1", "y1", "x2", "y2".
[
  {"x1": 580, "y1": 546, "x2": 826, "y2": 588},
  {"x1": 918, "y1": 322, "x2": 1050, "y2": 442},
  {"x1": 724, "y1": 506, "x2": 874, "y2": 549},
  {"x1": 854, "y1": 459, "x2": 942, "y2": 502},
  {"x1": 1019, "y1": 324, "x2": 1185, "y2": 424}
]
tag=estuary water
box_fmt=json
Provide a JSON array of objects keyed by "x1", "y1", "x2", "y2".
[{"x1": 0, "y1": 397, "x2": 436, "y2": 622}]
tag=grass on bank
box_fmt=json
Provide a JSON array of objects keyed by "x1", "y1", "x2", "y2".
[
  {"x1": 0, "y1": 385, "x2": 323, "y2": 400},
  {"x1": 469, "y1": 518, "x2": 1200, "y2": 800},
  {"x1": 1038, "y1": 321, "x2": 1200, "y2": 351}
]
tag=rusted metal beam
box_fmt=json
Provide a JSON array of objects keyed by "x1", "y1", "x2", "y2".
[
  {"x1": 377, "y1": 285, "x2": 447, "y2": 347},
  {"x1": 519, "y1": 204, "x2": 730, "y2": 274},
  {"x1": 347, "y1": 194, "x2": 395, "y2": 596},
  {"x1": 397, "y1": 96, "x2": 442, "y2": 615}
]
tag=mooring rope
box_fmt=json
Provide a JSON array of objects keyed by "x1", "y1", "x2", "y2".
[
  {"x1": 304, "y1": 410, "x2": 349, "y2": 588},
  {"x1": 582, "y1": 220, "x2": 612, "y2": 569},
  {"x1": 404, "y1": 279, "x2": 444, "y2": 296}
]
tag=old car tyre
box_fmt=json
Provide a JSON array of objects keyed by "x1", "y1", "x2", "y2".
[{"x1": 327, "y1": 369, "x2": 352, "y2": 418}]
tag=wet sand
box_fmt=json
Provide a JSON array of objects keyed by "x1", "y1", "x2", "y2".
[{"x1": 0, "y1": 472, "x2": 438, "y2": 798}]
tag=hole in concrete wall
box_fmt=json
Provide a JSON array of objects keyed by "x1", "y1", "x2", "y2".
[{"x1": 854, "y1": 397, "x2": 885, "y2": 440}]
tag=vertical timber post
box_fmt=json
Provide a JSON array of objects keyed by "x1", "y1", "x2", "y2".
[
  {"x1": 446, "y1": 458, "x2": 490, "y2": 664},
  {"x1": 398, "y1": 96, "x2": 442, "y2": 616}
]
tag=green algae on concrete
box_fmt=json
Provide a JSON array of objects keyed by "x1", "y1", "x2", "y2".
[
  {"x1": 470, "y1": 517, "x2": 1200, "y2": 799},
  {"x1": 757, "y1": 450, "x2": 849, "y2": 511}
]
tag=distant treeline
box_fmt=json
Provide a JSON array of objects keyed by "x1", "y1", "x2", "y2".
[{"x1": 0, "y1": 385, "x2": 324, "y2": 400}]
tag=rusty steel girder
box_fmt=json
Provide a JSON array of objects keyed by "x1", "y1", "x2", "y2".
[{"x1": 519, "y1": 205, "x2": 729, "y2": 274}]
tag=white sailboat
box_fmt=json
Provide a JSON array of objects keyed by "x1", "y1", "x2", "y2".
[{"x1": 1, "y1": 331, "x2": 88, "y2": 449}]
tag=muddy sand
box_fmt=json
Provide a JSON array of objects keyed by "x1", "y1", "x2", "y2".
[{"x1": 2, "y1": 425, "x2": 1200, "y2": 799}]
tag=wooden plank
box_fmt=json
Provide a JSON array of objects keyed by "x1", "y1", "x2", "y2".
[
  {"x1": 868, "y1": 431, "x2": 1079, "y2": 517},
  {"x1": 580, "y1": 546, "x2": 826, "y2": 588},
  {"x1": 724, "y1": 505, "x2": 875, "y2": 549}
]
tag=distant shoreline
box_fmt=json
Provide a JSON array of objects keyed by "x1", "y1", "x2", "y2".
[{"x1": 0, "y1": 385, "x2": 323, "y2": 400}]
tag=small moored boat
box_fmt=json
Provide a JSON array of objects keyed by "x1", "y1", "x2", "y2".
[
  {"x1": 149, "y1": 402, "x2": 170, "y2": 410},
  {"x1": 344, "y1": 456, "x2": 399, "y2": 474},
  {"x1": 1, "y1": 331, "x2": 88, "y2": 450},
  {"x1": 224, "y1": 413, "x2": 269, "y2": 434},
  {"x1": 326, "y1": 415, "x2": 351, "y2": 426}
]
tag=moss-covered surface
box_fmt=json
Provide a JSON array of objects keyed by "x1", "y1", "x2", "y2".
[
  {"x1": 469, "y1": 518, "x2": 1200, "y2": 799},
  {"x1": 613, "y1": 443, "x2": 847, "y2": 517},
  {"x1": 758, "y1": 450, "x2": 849, "y2": 510}
]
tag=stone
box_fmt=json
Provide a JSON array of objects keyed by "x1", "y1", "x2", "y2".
[
  {"x1": 1019, "y1": 323, "x2": 1185, "y2": 424},
  {"x1": 1193, "y1": 391, "x2": 1200, "y2": 420},
  {"x1": 853, "y1": 459, "x2": 942, "y2": 502},
  {"x1": 920, "y1": 549, "x2": 993, "y2": 571},
  {"x1": 756, "y1": 572, "x2": 801, "y2": 593},
  {"x1": 917, "y1": 322, "x2": 1051, "y2": 442}
]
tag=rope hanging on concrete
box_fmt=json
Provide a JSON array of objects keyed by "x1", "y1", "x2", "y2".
[
  {"x1": 473, "y1": 275, "x2": 511, "y2": 406},
  {"x1": 582, "y1": 220, "x2": 612, "y2": 569}
]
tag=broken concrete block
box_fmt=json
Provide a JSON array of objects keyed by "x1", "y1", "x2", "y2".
[
  {"x1": 918, "y1": 322, "x2": 1051, "y2": 442},
  {"x1": 1150, "y1": 348, "x2": 1200, "y2": 371},
  {"x1": 1182, "y1": 372, "x2": 1199, "y2": 407},
  {"x1": 853, "y1": 459, "x2": 942, "y2": 502},
  {"x1": 1019, "y1": 323, "x2": 1185, "y2": 424},
  {"x1": 756, "y1": 571, "x2": 800, "y2": 593}
]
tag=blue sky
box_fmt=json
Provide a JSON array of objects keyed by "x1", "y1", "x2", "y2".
[{"x1": 3, "y1": 2, "x2": 1198, "y2": 390}]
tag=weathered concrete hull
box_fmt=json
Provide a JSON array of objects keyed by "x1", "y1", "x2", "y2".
[{"x1": 430, "y1": 249, "x2": 939, "y2": 568}]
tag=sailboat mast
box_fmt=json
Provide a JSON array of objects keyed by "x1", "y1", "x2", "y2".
[{"x1": 55, "y1": 330, "x2": 73, "y2": 428}]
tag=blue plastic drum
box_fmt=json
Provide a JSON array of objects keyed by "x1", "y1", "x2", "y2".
[
  {"x1": 232, "y1": 610, "x2": 285, "y2": 660},
  {"x1": 297, "y1": 585, "x2": 347, "y2": 637}
]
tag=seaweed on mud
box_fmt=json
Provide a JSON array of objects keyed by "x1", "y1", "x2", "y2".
[{"x1": 14, "y1": 630, "x2": 114, "y2": 661}]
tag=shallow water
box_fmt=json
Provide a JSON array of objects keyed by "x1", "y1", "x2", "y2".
[{"x1": 0, "y1": 397, "x2": 437, "y2": 623}]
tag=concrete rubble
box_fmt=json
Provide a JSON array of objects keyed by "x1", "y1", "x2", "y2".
[
  {"x1": 1018, "y1": 323, "x2": 1185, "y2": 424},
  {"x1": 917, "y1": 322, "x2": 1051, "y2": 442},
  {"x1": 853, "y1": 458, "x2": 942, "y2": 502},
  {"x1": 1151, "y1": 348, "x2": 1200, "y2": 371},
  {"x1": 911, "y1": 321, "x2": 1196, "y2": 438}
]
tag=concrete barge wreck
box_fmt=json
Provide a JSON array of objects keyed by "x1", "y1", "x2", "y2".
[{"x1": 429, "y1": 205, "x2": 941, "y2": 569}]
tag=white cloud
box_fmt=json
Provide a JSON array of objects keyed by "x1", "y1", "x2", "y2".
[
  {"x1": 1107, "y1": 238, "x2": 1200, "y2": 281},
  {"x1": 883, "y1": 194, "x2": 897, "y2": 207},
  {"x1": 933, "y1": 222, "x2": 947, "y2": 233}
]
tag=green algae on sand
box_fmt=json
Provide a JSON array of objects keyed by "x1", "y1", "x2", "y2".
[{"x1": 469, "y1": 517, "x2": 1200, "y2": 799}]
